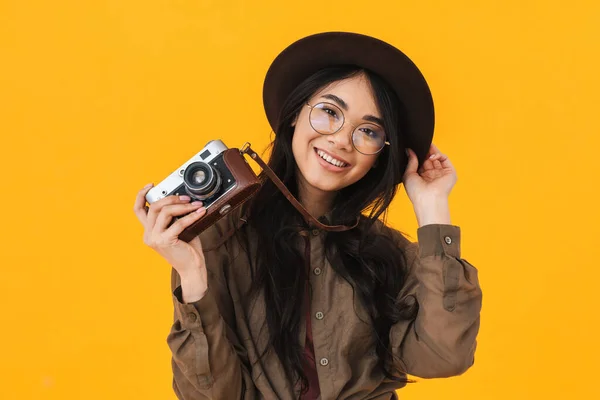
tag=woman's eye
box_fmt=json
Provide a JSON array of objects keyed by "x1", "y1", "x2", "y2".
[
  {"x1": 323, "y1": 107, "x2": 337, "y2": 118},
  {"x1": 360, "y1": 128, "x2": 376, "y2": 138}
]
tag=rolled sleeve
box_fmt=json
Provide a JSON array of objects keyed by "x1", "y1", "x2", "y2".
[
  {"x1": 173, "y1": 285, "x2": 222, "y2": 330},
  {"x1": 417, "y1": 224, "x2": 461, "y2": 259},
  {"x1": 390, "y1": 224, "x2": 482, "y2": 379}
]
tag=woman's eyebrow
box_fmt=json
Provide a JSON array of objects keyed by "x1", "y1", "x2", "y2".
[
  {"x1": 363, "y1": 115, "x2": 384, "y2": 126},
  {"x1": 320, "y1": 93, "x2": 384, "y2": 126},
  {"x1": 321, "y1": 94, "x2": 348, "y2": 110}
]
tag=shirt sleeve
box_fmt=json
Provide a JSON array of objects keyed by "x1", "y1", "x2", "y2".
[
  {"x1": 166, "y1": 218, "x2": 256, "y2": 399},
  {"x1": 389, "y1": 224, "x2": 483, "y2": 379}
]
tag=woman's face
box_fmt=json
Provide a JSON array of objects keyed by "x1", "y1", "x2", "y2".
[{"x1": 292, "y1": 73, "x2": 382, "y2": 194}]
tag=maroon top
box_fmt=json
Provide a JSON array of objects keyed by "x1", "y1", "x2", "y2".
[
  {"x1": 300, "y1": 252, "x2": 321, "y2": 400},
  {"x1": 301, "y1": 304, "x2": 321, "y2": 399}
]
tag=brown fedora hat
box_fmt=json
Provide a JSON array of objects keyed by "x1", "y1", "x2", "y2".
[{"x1": 262, "y1": 31, "x2": 435, "y2": 184}]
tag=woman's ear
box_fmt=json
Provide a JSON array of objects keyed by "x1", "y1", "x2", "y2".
[{"x1": 291, "y1": 113, "x2": 298, "y2": 127}]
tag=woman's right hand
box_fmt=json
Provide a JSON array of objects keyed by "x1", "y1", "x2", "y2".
[{"x1": 133, "y1": 184, "x2": 209, "y2": 296}]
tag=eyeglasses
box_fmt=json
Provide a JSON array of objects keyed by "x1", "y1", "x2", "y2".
[{"x1": 306, "y1": 102, "x2": 390, "y2": 155}]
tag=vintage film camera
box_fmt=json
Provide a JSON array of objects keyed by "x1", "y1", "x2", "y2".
[{"x1": 145, "y1": 140, "x2": 261, "y2": 242}]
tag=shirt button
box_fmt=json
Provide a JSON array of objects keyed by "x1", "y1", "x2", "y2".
[
  {"x1": 315, "y1": 311, "x2": 324, "y2": 320},
  {"x1": 188, "y1": 313, "x2": 197, "y2": 322},
  {"x1": 312, "y1": 229, "x2": 320, "y2": 236},
  {"x1": 320, "y1": 358, "x2": 329, "y2": 366},
  {"x1": 444, "y1": 236, "x2": 452, "y2": 245},
  {"x1": 313, "y1": 267, "x2": 322, "y2": 276}
]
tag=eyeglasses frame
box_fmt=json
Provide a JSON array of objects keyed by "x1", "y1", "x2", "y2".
[{"x1": 305, "y1": 102, "x2": 390, "y2": 155}]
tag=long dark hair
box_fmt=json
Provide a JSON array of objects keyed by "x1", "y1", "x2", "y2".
[{"x1": 244, "y1": 66, "x2": 418, "y2": 393}]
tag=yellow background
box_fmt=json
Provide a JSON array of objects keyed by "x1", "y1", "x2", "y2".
[{"x1": 1, "y1": 0, "x2": 599, "y2": 398}]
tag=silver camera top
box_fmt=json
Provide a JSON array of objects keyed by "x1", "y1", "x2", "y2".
[{"x1": 145, "y1": 140, "x2": 228, "y2": 204}]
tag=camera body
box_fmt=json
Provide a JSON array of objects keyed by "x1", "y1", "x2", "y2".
[{"x1": 146, "y1": 140, "x2": 261, "y2": 242}]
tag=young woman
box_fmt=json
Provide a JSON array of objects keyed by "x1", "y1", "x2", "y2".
[{"x1": 133, "y1": 32, "x2": 482, "y2": 400}]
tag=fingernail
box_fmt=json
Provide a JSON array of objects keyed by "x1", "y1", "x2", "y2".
[
  {"x1": 191, "y1": 201, "x2": 203, "y2": 206},
  {"x1": 144, "y1": 183, "x2": 153, "y2": 188},
  {"x1": 405, "y1": 148, "x2": 410, "y2": 157},
  {"x1": 196, "y1": 207, "x2": 206, "y2": 213},
  {"x1": 429, "y1": 154, "x2": 436, "y2": 159},
  {"x1": 179, "y1": 195, "x2": 191, "y2": 201}
]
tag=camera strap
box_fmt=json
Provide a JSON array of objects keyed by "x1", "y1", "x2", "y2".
[{"x1": 240, "y1": 143, "x2": 359, "y2": 232}]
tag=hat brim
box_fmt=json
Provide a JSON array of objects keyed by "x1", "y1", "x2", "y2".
[{"x1": 262, "y1": 32, "x2": 435, "y2": 184}]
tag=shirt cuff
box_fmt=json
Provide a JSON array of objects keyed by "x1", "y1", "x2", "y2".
[
  {"x1": 417, "y1": 224, "x2": 461, "y2": 259},
  {"x1": 173, "y1": 285, "x2": 221, "y2": 330}
]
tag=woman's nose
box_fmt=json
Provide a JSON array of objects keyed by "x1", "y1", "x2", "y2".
[{"x1": 327, "y1": 125, "x2": 353, "y2": 151}]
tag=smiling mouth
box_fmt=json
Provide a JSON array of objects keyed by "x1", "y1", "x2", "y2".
[{"x1": 315, "y1": 148, "x2": 349, "y2": 168}]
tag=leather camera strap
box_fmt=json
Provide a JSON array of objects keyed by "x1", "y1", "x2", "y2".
[{"x1": 240, "y1": 143, "x2": 358, "y2": 232}]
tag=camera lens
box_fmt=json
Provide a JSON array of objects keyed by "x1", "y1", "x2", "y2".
[
  {"x1": 183, "y1": 161, "x2": 221, "y2": 200},
  {"x1": 191, "y1": 169, "x2": 206, "y2": 185}
]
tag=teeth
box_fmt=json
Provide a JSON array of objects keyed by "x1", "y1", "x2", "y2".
[{"x1": 317, "y1": 150, "x2": 347, "y2": 167}]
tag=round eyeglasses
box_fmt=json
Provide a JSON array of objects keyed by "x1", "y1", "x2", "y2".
[{"x1": 306, "y1": 102, "x2": 390, "y2": 155}]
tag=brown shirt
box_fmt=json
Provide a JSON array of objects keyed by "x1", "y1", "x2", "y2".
[{"x1": 167, "y1": 212, "x2": 482, "y2": 399}]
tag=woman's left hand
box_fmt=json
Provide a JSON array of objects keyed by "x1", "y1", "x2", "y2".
[{"x1": 402, "y1": 143, "x2": 457, "y2": 226}]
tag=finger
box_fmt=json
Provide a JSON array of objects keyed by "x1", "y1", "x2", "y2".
[
  {"x1": 428, "y1": 148, "x2": 447, "y2": 158},
  {"x1": 153, "y1": 202, "x2": 204, "y2": 233},
  {"x1": 434, "y1": 153, "x2": 448, "y2": 162},
  {"x1": 164, "y1": 206, "x2": 207, "y2": 239},
  {"x1": 147, "y1": 194, "x2": 192, "y2": 230},
  {"x1": 427, "y1": 143, "x2": 443, "y2": 159},
  {"x1": 430, "y1": 152, "x2": 453, "y2": 169},
  {"x1": 440, "y1": 155, "x2": 455, "y2": 171},
  {"x1": 425, "y1": 143, "x2": 436, "y2": 158},
  {"x1": 422, "y1": 157, "x2": 435, "y2": 171},
  {"x1": 404, "y1": 148, "x2": 419, "y2": 175},
  {"x1": 133, "y1": 183, "x2": 154, "y2": 225},
  {"x1": 427, "y1": 151, "x2": 449, "y2": 168}
]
